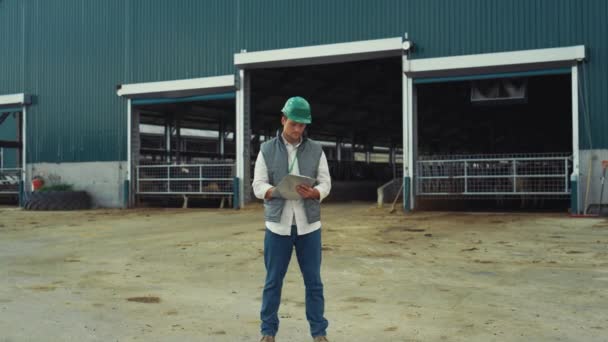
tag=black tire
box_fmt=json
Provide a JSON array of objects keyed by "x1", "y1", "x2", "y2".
[{"x1": 23, "y1": 191, "x2": 91, "y2": 211}]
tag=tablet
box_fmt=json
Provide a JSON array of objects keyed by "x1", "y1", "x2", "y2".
[{"x1": 275, "y1": 174, "x2": 316, "y2": 200}]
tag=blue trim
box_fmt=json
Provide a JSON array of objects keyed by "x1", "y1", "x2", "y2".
[
  {"x1": 403, "y1": 176, "x2": 411, "y2": 212},
  {"x1": 0, "y1": 107, "x2": 22, "y2": 114},
  {"x1": 233, "y1": 177, "x2": 240, "y2": 209},
  {"x1": 123, "y1": 179, "x2": 130, "y2": 209},
  {"x1": 132, "y1": 92, "x2": 235, "y2": 106},
  {"x1": 571, "y1": 178, "x2": 579, "y2": 214},
  {"x1": 413, "y1": 68, "x2": 572, "y2": 85}
]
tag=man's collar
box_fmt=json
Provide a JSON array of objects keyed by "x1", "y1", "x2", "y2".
[{"x1": 281, "y1": 132, "x2": 302, "y2": 147}]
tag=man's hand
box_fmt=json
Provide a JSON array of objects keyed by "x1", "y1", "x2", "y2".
[
  {"x1": 264, "y1": 187, "x2": 275, "y2": 200},
  {"x1": 296, "y1": 184, "x2": 320, "y2": 200}
]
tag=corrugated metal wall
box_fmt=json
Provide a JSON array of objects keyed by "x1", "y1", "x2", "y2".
[
  {"x1": 0, "y1": 0, "x2": 24, "y2": 94},
  {"x1": 128, "y1": 0, "x2": 238, "y2": 83},
  {"x1": 0, "y1": 0, "x2": 606, "y2": 163},
  {"x1": 23, "y1": 0, "x2": 126, "y2": 162}
]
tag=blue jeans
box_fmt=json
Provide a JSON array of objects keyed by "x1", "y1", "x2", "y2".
[{"x1": 260, "y1": 226, "x2": 328, "y2": 337}]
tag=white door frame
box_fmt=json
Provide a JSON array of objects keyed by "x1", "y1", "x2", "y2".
[
  {"x1": 234, "y1": 37, "x2": 408, "y2": 208},
  {"x1": 403, "y1": 45, "x2": 586, "y2": 211},
  {"x1": 117, "y1": 75, "x2": 237, "y2": 207},
  {"x1": 235, "y1": 69, "x2": 246, "y2": 208}
]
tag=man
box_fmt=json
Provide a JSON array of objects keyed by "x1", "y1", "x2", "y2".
[{"x1": 252, "y1": 96, "x2": 331, "y2": 342}]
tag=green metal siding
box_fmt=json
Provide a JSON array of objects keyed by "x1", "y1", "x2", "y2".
[
  {"x1": 127, "y1": 0, "x2": 238, "y2": 83},
  {"x1": 0, "y1": 0, "x2": 24, "y2": 94},
  {"x1": 0, "y1": 0, "x2": 606, "y2": 163},
  {"x1": 239, "y1": 0, "x2": 404, "y2": 51},
  {"x1": 22, "y1": 0, "x2": 126, "y2": 162}
]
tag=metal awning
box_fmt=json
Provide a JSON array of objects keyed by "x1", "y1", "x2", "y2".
[
  {"x1": 0, "y1": 93, "x2": 30, "y2": 111},
  {"x1": 117, "y1": 75, "x2": 236, "y2": 99},
  {"x1": 234, "y1": 37, "x2": 406, "y2": 69},
  {"x1": 406, "y1": 45, "x2": 585, "y2": 79}
]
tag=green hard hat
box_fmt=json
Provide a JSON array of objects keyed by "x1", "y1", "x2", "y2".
[{"x1": 281, "y1": 96, "x2": 311, "y2": 124}]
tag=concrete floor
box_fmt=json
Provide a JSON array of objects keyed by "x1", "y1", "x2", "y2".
[{"x1": 0, "y1": 203, "x2": 607, "y2": 341}]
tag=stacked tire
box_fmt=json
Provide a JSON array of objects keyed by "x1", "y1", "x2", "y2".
[{"x1": 23, "y1": 191, "x2": 91, "y2": 210}]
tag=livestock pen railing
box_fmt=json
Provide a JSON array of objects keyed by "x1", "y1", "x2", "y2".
[
  {"x1": 416, "y1": 153, "x2": 571, "y2": 197},
  {"x1": 136, "y1": 162, "x2": 237, "y2": 198}
]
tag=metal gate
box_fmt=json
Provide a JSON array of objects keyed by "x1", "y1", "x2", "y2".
[
  {"x1": 0, "y1": 168, "x2": 21, "y2": 194},
  {"x1": 416, "y1": 153, "x2": 571, "y2": 197},
  {"x1": 136, "y1": 162, "x2": 237, "y2": 198}
]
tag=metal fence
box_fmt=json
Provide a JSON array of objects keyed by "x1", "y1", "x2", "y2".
[
  {"x1": 136, "y1": 163, "x2": 235, "y2": 196},
  {"x1": 0, "y1": 168, "x2": 21, "y2": 194},
  {"x1": 416, "y1": 153, "x2": 571, "y2": 197}
]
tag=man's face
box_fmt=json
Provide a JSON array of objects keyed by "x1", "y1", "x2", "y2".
[{"x1": 281, "y1": 116, "x2": 306, "y2": 142}]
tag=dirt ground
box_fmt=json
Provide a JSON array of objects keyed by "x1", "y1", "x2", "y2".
[{"x1": 1, "y1": 203, "x2": 607, "y2": 342}]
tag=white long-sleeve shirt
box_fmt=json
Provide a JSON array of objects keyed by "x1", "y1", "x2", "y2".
[{"x1": 252, "y1": 137, "x2": 331, "y2": 236}]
